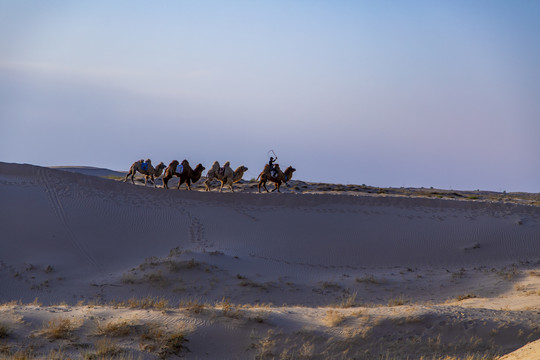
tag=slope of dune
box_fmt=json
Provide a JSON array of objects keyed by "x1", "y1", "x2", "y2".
[
  {"x1": 50, "y1": 166, "x2": 126, "y2": 179},
  {"x1": 1, "y1": 162, "x2": 540, "y2": 359}
]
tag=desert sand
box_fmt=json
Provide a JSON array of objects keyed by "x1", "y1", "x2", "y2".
[{"x1": 1, "y1": 162, "x2": 540, "y2": 359}]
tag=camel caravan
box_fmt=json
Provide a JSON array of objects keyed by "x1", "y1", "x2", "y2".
[{"x1": 123, "y1": 154, "x2": 295, "y2": 193}]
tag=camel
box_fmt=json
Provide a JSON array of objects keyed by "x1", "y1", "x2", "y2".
[
  {"x1": 124, "y1": 159, "x2": 166, "y2": 187},
  {"x1": 204, "y1": 161, "x2": 248, "y2": 192},
  {"x1": 257, "y1": 164, "x2": 296, "y2": 193},
  {"x1": 162, "y1": 160, "x2": 205, "y2": 190}
]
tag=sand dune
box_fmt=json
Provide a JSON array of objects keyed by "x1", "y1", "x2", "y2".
[{"x1": 1, "y1": 162, "x2": 540, "y2": 359}]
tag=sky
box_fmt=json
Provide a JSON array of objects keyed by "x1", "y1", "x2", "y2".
[{"x1": 1, "y1": 1, "x2": 540, "y2": 192}]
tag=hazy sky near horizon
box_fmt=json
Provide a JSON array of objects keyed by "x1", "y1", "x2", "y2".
[{"x1": 1, "y1": 1, "x2": 540, "y2": 191}]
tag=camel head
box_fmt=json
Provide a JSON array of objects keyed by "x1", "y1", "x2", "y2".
[
  {"x1": 284, "y1": 166, "x2": 296, "y2": 179},
  {"x1": 194, "y1": 164, "x2": 205, "y2": 172},
  {"x1": 285, "y1": 166, "x2": 296, "y2": 173},
  {"x1": 235, "y1": 165, "x2": 248, "y2": 173},
  {"x1": 156, "y1": 162, "x2": 166, "y2": 170}
]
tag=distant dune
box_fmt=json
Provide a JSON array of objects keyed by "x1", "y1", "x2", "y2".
[
  {"x1": 50, "y1": 165, "x2": 126, "y2": 179},
  {"x1": 1, "y1": 161, "x2": 540, "y2": 359}
]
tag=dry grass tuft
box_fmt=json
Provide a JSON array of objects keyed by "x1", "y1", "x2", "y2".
[
  {"x1": 95, "y1": 319, "x2": 135, "y2": 337},
  {"x1": 388, "y1": 295, "x2": 408, "y2": 306},
  {"x1": 0, "y1": 300, "x2": 22, "y2": 307},
  {"x1": 251, "y1": 330, "x2": 277, "y2": 359},
  {"x1": 323, "y1": 310, "x2": 346, "y2": 327},
  {"x1": 140, "y1": 324, "x2": 188, "y2": 358},
  {"x1": 87, "y1": 338, "x2": 125, "y2": 359},
  {"x1": 179, "y1": 299, "x2": 207, "y2": 314},
  {"x1": 495, "y1": 267, "x2": 520, "y2": 280},
  {"x1": 216, "y1": 298, "x2": 241, "y2": 318},
  {"x1": 39, "y1": 317, "x2": 76, "y2": 340},
  {"x1": 111, "y1": 296, "x2": 170, "y2": 310},
  {"x1": 335, "y1": 291, "x2": 358, "y2": 308}
]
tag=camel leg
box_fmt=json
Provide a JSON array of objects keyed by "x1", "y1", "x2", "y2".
[
  {"x1": 177, "y1": 177, "x2": 184, "y2": 190},
  {"x1": 186, "y1": 179, "x2": 192, "y2": 191},
  {"x1": 125, "y1": 170, "x2": 136, "y2": 184},
  {"x1": 124, "y1": 167, "x2": 136, "y2": 183},
  {"x1": 163, "y1": 175, "x2": 169, "y2": 189},
  {"x1": 144, "y1": 174, "x2": 153, "y2": 187},
  {"x1": 271, "y1": 181, "x2": 281, "y2": 192},
  {"x1": 228, "y1": 180, "x2": 234, "y2": 193},
  {"x1": 263, "y1": 181, "x2": 270, "y2": 193},
  {"x1": 204, "y1": 179, "x2": 210, "y2": 192},
  {"x1": 219, "y1": 181, "x2": 224, "y2": 192}
]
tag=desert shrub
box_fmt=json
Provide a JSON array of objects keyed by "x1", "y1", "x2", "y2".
[
  {"x1": 323, "y1": 310, "x2": 346, "y2": 327},
  {"x1": 95, "y1": 319, "x2": 134, "y2": 337},
  {"x1": 388, "y1": 295, "x2": 408, "y2": 306},
  {"x1": 40, "y1": 318, "x2": 75, "y2": 340},
  {"x1": 179, "y1": 299, "x2": 207, "y2": 314}
]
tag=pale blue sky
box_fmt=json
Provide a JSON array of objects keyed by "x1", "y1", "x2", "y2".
[{"x1": 1, "y1": 1, "x2": 539, "y2": 191}]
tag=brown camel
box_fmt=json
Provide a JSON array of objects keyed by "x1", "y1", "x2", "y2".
[
  {"x1": 204, "y1": 161, "x2": 248, "y2": 192},
  {"x1": 162, "y1": 160, "x2": 205, "y2": 190},
  {"x1": 124, "y1": 159, "x2": 166, "y2": 187},
  {"x1": 257, "y1": 164, "x2": 296, "y2": 193}
]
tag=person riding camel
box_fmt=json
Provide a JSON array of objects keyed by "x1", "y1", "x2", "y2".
[{"x1": 268, "y1": 156, "x2": 278, "y2": 178}]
